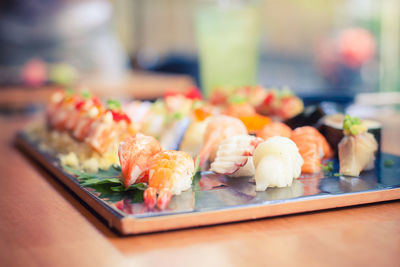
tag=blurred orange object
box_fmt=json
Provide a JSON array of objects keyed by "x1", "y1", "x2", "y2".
[
  {"x1": 239, "y1": 114, "x2": 271, "y2": 134},
  {"x1": 193, "y1": 106, "x2": 212, "y2": 121},
  {"x1": 257, "y1": 121, "x2": 292, "y2": 140}
]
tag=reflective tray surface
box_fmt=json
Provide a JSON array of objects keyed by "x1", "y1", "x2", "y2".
[{"x1": 16, "y1": 132, "x2": 400, "y2": 234}]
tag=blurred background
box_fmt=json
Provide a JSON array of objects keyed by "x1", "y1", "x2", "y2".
[{"x1": 0, "y1": 0, "x2": 399, "y2": 108}]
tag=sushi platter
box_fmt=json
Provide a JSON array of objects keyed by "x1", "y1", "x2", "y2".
[{"x1": 17, "y1": 87, "x2": 400, "y2": 235}]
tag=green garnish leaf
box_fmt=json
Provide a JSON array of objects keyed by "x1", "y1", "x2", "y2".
[
  {"x1": 193, "y1": 156, "x2": 200, "y2": 174},
  {"x1": 191, "y1": 99, "x2": 204, "y2": 110},
  {"x1": 165, "y1": 111, "x2": 185, "y2": 125},
  {"x1": 172, "y1": 111, "x2": 184, "y2": 120},
  {"x1": 191, "y1": 170, "x2": 202, "y2": 191},
  {"x1": 65, "y1": 87, "x2": 74, "y2": 96},
  {"x1": 228, "y1": 94, "x2": 247, "y2": 104},
  {"x1": 110, "y1": 183, "x2": 147, "y2": 192},
  {"x1": 279, "y1": 87, "x2": 294, "y2": 98},
  {"x1": 321, "y1": 161, "x2": 334, "y2": 173},
  {"x1": 63, "y1": 165, "x2": 87, "y2": 177},
  {"x1": 81, "y1": 178, "x2": 121, "y2": 186},
  {"x1": 107, "y1": 99, "x2": 122, "y2": 110},
  {"x1": 62, "y1": 165, "x2": 146, "y2": 191},
  {"x1": 333, "y1": 173, "x2": 341, "y2": 177},
  {"x1": 81, "y1": 91, "x2": 92, "y2": 99},
  {"x1": 343, "y1": 114, "x2": 367, "y2": 135},
  {"x1": 384, "y1": 159, "x2": 395, "y2": 168}
]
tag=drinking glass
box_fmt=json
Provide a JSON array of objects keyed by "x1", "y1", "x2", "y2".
[{"x1": 196, "y1": 0, "x2": 261, "y2": 97}]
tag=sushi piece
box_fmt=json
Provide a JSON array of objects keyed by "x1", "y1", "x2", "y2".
[
  {"x1": 319, "y1": 113, "x2": 381, "y2": 155},
  {"x1": 223, "y1": 102, "x2": 256, "y2": 118},
  {"x1": 284, "y1": 104, "x2": 324, "y2": 129},
  {"x1": 253, "y1": 136, "x2": 303, "y2": 191},
  {"x1": 285, "y1": 101, "x2": 344, "y2": 130},
  {"x1": 338, "y1": 115, "x2": 378, "y2": 176},
  {"x1": 72, "y1": 97, "x2": 105, "y2": 141},
  {"x1": 198, "y1": 115, "x2": 248, "y2": 166},
  {"x1": 291, "y1": 126, "x2": 333, "y2": 173},
  {"x1": 255, "y1": 88, "x2": 304, "y2": 120},
  {"x1": 257, "y1": 121, "x2": 292, "y2": 140},
  {"x1": 47, "y1": 91, "x2": 82, "y2": 131},
  {"x1": 46, "y1": 90, "x2": 65, "y2": 124},
  {"x1": 235, "y1": 86, "x2": 268, "y2": 107},
  {"x1": 159, "y1": 117, "x2": 191, "y2": 150},
  {"x1": 86, "y1": 100, "x2": 137, "y2": 154},
  {"x1": 122, "y1": 101, "x2": 152, "y2": 125},
  {"x1": 144, "y1": 150, "x2": 195, "y2": 210},
  {"x1": 210, "y1": 135, "x2": 263, "y2": 177},
  {"x1": 179, "y1": 119, "x2": 208, "y2": 157},
  {"x1": 118, "y1": 133, "x2": 162, "y2": 187}
]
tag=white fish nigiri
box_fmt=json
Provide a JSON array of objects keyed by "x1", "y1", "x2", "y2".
[
  {"x1": 339, "y1": 132, "x2": 378, "y2": 176},
  {"x1": 253, "y1": 136, "x2": 303, "y2": 191},
  {"x1": 210, "y1": 135, "x2": 262, "y2": 177},
  {"x1": 179, "y1": 120, "x2": 208, "y2": 157}
]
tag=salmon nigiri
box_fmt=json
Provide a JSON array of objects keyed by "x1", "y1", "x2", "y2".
[
  {"x1": 257, "y1": 121, "x2": 292, "y2": 140},
  {"x1": 118, "y1": 134, "x2": 162, "y2": 187},
  {"x1": 291, "y1": 126, "x2": 332, "y2": 173}
]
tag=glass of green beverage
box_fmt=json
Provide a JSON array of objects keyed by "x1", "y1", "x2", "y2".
[{"x1": 196, "y1": 0, "x2": 261, "y2": 98}]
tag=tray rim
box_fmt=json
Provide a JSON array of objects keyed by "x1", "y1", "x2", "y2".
[{"x1": 16, "y1": 131, "x2": 400, "y2": 235}]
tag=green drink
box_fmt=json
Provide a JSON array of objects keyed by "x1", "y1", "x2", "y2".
[{"x1": 196, "y1": 1, "x2": 261, "y2": 98}]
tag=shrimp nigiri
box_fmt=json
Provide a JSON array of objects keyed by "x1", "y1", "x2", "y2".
[
  {"x1": 257, "y1": 121, "x2": 292, "y2": 140},
  {"x1": 144, "y1": 150, "x2": 195, "y2": 210},
  {"x1": 118, "y1": 133, "x2": 162, "y2": 187},
  {"x1": 198, "y1": 115, "x2": 247, "y2": 166},
  {"x1": 291, "y1": 126, "x2": 333, "y2": 173}
]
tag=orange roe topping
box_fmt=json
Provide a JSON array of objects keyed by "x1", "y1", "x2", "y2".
[
  {"x1": 239, "y1": 114, "x2": 271, "y2": 134},
  {"x1": 193, "y1": 107, "x2": 212, "y2": 121}
]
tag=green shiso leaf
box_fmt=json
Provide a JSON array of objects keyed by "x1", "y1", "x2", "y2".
[
  {"x1": 110, "y1": 183, "x2": 147, "y2": 192},
  {"x1": 62, "y1": 165, "x2": 146, "y2": 191},
  {"x1": 106, "y1": 99, "x2": 121, "y2": 110}
]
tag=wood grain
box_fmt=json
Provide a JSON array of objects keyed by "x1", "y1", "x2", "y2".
[{"x1": 1, "y1": 103, "x2": 400, "y2": 266}]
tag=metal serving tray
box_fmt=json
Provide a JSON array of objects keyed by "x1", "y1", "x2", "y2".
[{"x1": 16, "y1": 131, "x2": 400, "y2": 235}]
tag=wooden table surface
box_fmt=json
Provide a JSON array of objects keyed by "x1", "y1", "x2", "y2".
[{"x1": 0, "y1": 98, "x2": 400, "y2": 266}]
